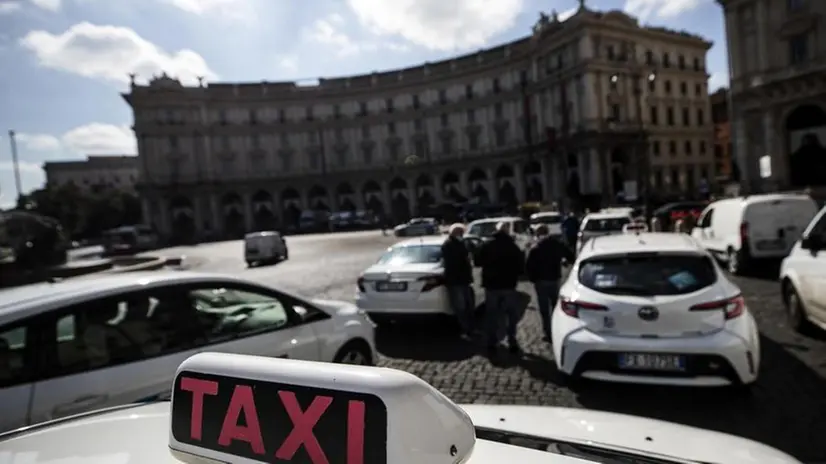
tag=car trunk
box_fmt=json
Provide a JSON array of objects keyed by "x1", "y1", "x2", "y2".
[
  {"x1": 745, "y1": 199, "x2": 818, "y2": 254},
  {"x1": 574, "y1": 252, "x2": 731, "y2": 338},
  {"x1": 360, "y1": 263, "x2": 442, "y2": 302}
]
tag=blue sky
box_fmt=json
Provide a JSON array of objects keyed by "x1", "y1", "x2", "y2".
[{"x1": 0, "y1": 0, "x2": 727, "y2": 208}]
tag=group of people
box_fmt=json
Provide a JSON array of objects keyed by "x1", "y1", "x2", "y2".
[{"x1": 441, "y1": 221, "x2": 574, "y2": 355}]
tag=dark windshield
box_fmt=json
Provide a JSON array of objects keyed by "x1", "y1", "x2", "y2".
[
  {"x1": 578, "y1": 253, "x2": 717, "y2": 296},
  {"x1": 582, "y1": 217, "x2": 630, "y2": 232},
  {"x1": 468, "y1": 222, "x2": 497, "y2": 237},
  {"x1": 378, "y1": 245, "x2": 442, "y2": 265}
]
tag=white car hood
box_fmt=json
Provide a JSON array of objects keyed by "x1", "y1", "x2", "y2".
[
  {"x1": 0, "y1": 403, "x2": 801, "y2": 464},
  {"x1": 311, "y1": 298, "x2": 359, "y2": 316},
  {"x1": 463, "y1": 405, "x2": 800, "y2": 464}
]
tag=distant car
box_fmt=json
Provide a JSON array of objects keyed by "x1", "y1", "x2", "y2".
[
  {"x1": 243, "y1": 231, "x2": 288, "y2": 267},
  {"x1": 552, "y1": 230, "x2": 760, "y2": 390},
  {"x1": 356, "y1": 236, "x2": 483, "y2": 324},
  {"x1": 467, "y1": 216, "x2": 532, "y2": 251},
  {"x1": 576, "y1": 211, "x2": 633, "y2": 253},
  {"x1": 393, "y1": 218, "x2": 439, "y2": 237},
  {"x1": 0, "y1": 271, "x2": 376, "y2": 433},
  {"x1": 529, "y1": 212, "x2": 563, "y2": 236}
]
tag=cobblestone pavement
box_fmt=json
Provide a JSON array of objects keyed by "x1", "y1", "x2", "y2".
[{"x1": 167, "y1": 231, "x2": 826, "y2": 462}]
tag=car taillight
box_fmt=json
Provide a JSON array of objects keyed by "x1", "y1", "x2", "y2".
[
  {"x1": 418, "y1": 275, "x2": 444, "y2": 292},
  {"x1": 559, "y1": 298, "x2": 607, "y2": 318},
  {"x1": 739, "y1": 222, "x2": 748, "y2": 243},
  {"x1": 357, "y1": 277, "x2": 366, "y2": 292},
  {"x1": 689, "y1": 295, "x2": 745, "y2": 320}
]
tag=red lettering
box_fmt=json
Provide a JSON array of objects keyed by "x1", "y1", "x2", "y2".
[
  {"x1": 346, "y1": 400, "x2": 366, "y2": 464},
  {"x1": 276, "y1": 391, "x2": 333, "y2": 464},
  {"x1": 180, "y1": 377, "x2": 219, "y2": 441},
  {"x1": 218, "y1": 385, "x2": 265, "y2": 455}
]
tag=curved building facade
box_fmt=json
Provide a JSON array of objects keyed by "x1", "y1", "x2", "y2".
[{"x1": 126, "y1": 5, "x2": 714, "y2": 239}]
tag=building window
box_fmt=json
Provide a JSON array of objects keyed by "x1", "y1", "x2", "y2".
[
  {"x1": 652, "y1": 141, "x2": 661, "y2": 156},
  {"x1": 333, "y1": 105, "x2": 341, "y2": 119},
  {"x1": 362, "y1": 146, "x2": 373, "y2": 165},
  {"x1": 607, "y1": 45, "x2": 615, "y2": 60},
  {"x1": 790, "y1": 34, "x2": 808, "y2": 64},
  {"x1": 678, "y1": 55, "x2": 685, "y2": 69},
  {"x1": 648, "y1": 79, "x2": 656, "y2": 92},
  {"x1": 278, "y1": 109, "x2": 285, "y2": 123},
  {"x1": 669, "y1": 140, "x2": 677, "y2": 155},
  {"x1": 699, "y1": 140, "x2": 707, "y2": 154},
  {"x1": 684, "y1": 140, "x2": 693, "y2": 155},
  {"x1": 439, "y1": 90, "x2": 447, "y2": 104},
  {"x1": 696, "y1": 109, "x2": 705, "y2": 126},
  {"x1": 649, "y1": 106, "x2": 659, "y2": 125},
  {"x1": 465, "y1": 85, "x2": 473, "y2": 99},
  {"x1": 664, "y1": 80, "x2": 672, "y2": 93},
  {"x1": 494, "y1": 102, "x2": 504, "y2": 118},
  {"x1": 386, "y1": 98, "x2": 394, "y2": 113},
  {"x1": 662, "y1": 53, "x2": 671, "y2": 68},
  {"x1": 412, "y1": 95, "x2": 420, "y2": 109},
  {"x1": 695, "y1": 83, "x2": 702, "y2": 96},
  {"x1": 645, "y1": 50, "x2": 653, "y2": 64},
  {"x1": 467, "y1": 109, "x2": 475, "y2": 123},
  {"x1": 493, "y1": 78, "x2": 501, "y2": 93},
  {"x1": 249, "y1": 109, "x2": 257, "y2": 124},
  {"x1": 359, "y1": 102, "x2": 368, "y2": 116},
  {"x1": 666, "y1": 107, "x2": 675, "y2": 126},
  {"x1": 671, "y1": 168, "x2": 679, "y2": 186},
  {"x1": 440, "y1": 113, "x2": 449, "y2": 127},
  {"x1": 693, "y1": 57, "x2": 701, "y2": 71},
  {"x1": 468, "y1": 133, "x2": 479, "y2": 151},
  {"x1": 305, "y1": 107, "x2": 314, "y2": 121},
  {"x1": 495, "y1": 127, "x2": 506, "y2": 147},
  {"x1": 680, "y1": 81, "x2": 687, "y2": 96},
  {"x1": 610, "y1": 104, "x2": 621, "y2": 121},
  {"x1": 387, "y1": 122, "x2": 396, "y2": 135}
]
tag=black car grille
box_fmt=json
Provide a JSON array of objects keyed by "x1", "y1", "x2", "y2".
[{"x1": 573, "y1": 351, "x2": 742, "y2": 384}]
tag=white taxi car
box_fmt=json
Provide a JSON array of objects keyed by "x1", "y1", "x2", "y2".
[
  {"x1": 552, "y1": 229, "x2": 760, "y2": 389},
  {"x1": 529, "y1": 211, "x2": 563, "y2": 236},
  {"x1": 355, "y1": 236, "x2": 483, "y2": 324},
  {"x1": 780, "y1": 204, "x2": 826, "y2": 332},
  {"x1": 0, "y1": 353, "x2": 801, "y2": 463},
  {"x1": 467, "y1": 216, "x2": 532, "y2": 250},
  {"x1": 0, "y1": 271, "x2": 375, "y2": 433},
  {"x1": 576, "y1": 210, "x2": 633, "y2": 253}
]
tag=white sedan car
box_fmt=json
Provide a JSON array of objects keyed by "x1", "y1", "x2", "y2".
[
  {"x1": 355, "y1": 236, "x2": 483, "y2": 323},
  {"x1": 0, "y1": 354, "x2": 801, "y2": 464},
  {"x1": 0, "y1": 271, "x2": 375, "y2": 433},
  {"x1": 393, "y1": 217, "x2": 439, "y2": 236},
  {"x1": 552, "y1": 231, "x2": 760, "y2": 389}
]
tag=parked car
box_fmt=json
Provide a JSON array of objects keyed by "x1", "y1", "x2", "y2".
[
  {"x1": 393, "y1": 218, "x2": 439, "y2": 237},
  {"x1": 780, "y1": 204, "x2": 826, "y2": 332},
  {"x1": 0, "y1": 271, "x2": 375, "y2": 432}
]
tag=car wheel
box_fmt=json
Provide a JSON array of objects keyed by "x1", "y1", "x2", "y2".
[
  {"x1": 333, "y1": 340, "x2": 373, "y2": 365},
  {"x1": 282, "y1": 246, "x2": 289, "y2": 260},
  {"x1": 784, "y1": 283, "x2": 811, "y2": 333},
  {"x1": 246, "y1": 260, "x2": 254, "y2": 268}
]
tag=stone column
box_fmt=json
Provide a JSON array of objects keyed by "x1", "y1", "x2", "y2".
[
  {"x1": 459, "y1": 171, "x2": 470, "y2": 197},
  {"x1": 193, "y1": 196, "x2": 205, "y2": 238},
  {"x1": 243, "y1": 192, "x2": 254, "y2": 232},
  {"x1": 140, "y1": 197, "x2": 152, "y2": 225},
  {"x1": 209, "y1": 194, "x2": 222, "y2": 235},
  {"x1": 514, "y1": 165, "x2": 526, "y2": 203}
]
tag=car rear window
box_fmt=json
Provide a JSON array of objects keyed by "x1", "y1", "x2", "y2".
[
  {"x1": 582, "y1": 217, "x2": 631, "y2": 232},
  {"x1": 468, "y1": 222, "x2": 497, "y2": 237},
  {"x1": 578, "y1": 253, "x2": 717, "y2": 296},
  {"x1": 378, "y1": 245, "x2": 442, "y2": 265}
]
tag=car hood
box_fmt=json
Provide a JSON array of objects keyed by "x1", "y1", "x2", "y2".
[
  {"x1": 0, "y1": 403, "x2": 800, "y2": 464},
  {"x1": 462, "y1": 405, "x2": 800, "y2": 464},
  {"x1": 310, "y1": 298, "x2": 360, "y2": 316}
]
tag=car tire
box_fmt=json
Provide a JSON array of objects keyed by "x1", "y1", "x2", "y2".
[
  {"x1": 784, "y1": 282, "x2": 811, "y2": 333},
  {"x1": 246, "y1": 260, "x2": 254, "y2": 268},
  {"x1": 333, "y1": 340, "x2": 373, "y2": 365},
  {"x1": 282, "y1": 246, "x2": 289, "y2": 260}
]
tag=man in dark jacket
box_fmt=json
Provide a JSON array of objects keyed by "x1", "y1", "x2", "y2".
[
  {"x1": 478, "y1": 221, "x2": 525, "y2": 353},
  {"x1": 441, "y1": 223, "x2": 475, "y2": 337},
  {"x1": 526, "y1": 224, "x2": 575, "y2": 342},
  {"x1": 561, "y1": 212, "x2": 579, "y2": 249}
]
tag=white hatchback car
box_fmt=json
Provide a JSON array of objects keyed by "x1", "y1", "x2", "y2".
[
  {"x1": 780, "y1": 204, "x2": 826, "y2": 332},
  {"x1": 0, "y1": 271, "x2": 375, "y2": 433},
  {"x1": 355, "y1": 236, "x2": 483, "y2": 323},
  {"x1": 552, "y1": 231, "x2": 760, "y2": 389}
]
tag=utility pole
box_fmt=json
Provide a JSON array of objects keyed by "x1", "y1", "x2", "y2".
[{"x1": 8, "y1": 130, "x2": 22, "y2": 204}]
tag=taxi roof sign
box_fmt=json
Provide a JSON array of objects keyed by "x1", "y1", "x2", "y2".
[{"x1": 169, "y1": 353, "x2": 476, "y2": 464}]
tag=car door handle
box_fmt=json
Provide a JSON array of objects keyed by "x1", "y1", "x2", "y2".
[{"x1": 53, "y1": 394, "x2": 108, "y2": 416}]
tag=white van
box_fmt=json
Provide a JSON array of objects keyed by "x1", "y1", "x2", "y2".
[
  {"x1": 244, "y1": 231, "x2": 288, "y2": 267},
  {"x1": 780, "y1": 205, "x2": 826, "y2": 332},
  {"x1": 690, "y1": 193, "x2": 818, "y2": 274}
]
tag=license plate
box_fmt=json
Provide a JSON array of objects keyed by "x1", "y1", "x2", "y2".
[
  {"x1": 618, "y1": 353, "x2": 685, "y2": 371},
  {"x1": 375, "y1": 281, "x2": 407, "y2": 292}
]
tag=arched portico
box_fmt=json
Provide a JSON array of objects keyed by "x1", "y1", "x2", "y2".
[{"x1": 786, "y1": 104, "x2": 826, "y2": 188}]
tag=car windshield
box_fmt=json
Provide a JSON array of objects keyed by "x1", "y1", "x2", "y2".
[
  {"x1": 468, "y1": 222, "x2": 497, "y2": 237},
  {"x1": 531, "y1": 215, "x2": 562, "y2": 225},
  {"x1": 578, "y1": 253, "x2": 717, "y2": 296},
  {"x1": 378, "y1": 245, "x2": 442, "y2": 265},
  {"x1": 582, "y1": 217, "x2": 631, "y2": 232}
]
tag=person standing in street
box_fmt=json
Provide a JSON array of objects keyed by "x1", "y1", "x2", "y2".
[
  {"x1": 561, "y1": 212, "x2": 579, "y2": 250},
  {"x1": 441, "y1": 223, "x2": 475, "y2": 338},
  {"x1": 525, "y1": 224, "x2": 575, "y2": 342},
  {"x1": 478, "y1": 221, "x2": 525, "y2": 354}
]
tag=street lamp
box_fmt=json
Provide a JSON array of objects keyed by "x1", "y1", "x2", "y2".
[{"x1": 609, "y1": 70, "x2": 656, "y2": 219}]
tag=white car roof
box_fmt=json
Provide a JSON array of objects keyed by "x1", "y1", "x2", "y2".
[
  {"x1": 0, "y1": 271, "x2": 273, "y2": 326},
  {"x1": 583, "y1": 211, "x2": 632, "y2": 221},
  {"x1": 393, "y1": 236, "x2": 446, "y2": 247},
  {"x1": 244, "y1": 231, "x2": 277, "y2": 237},
  {"x1": 577, "y1": 232, "x2": 705, "y2": 260},
  {"x1": 530, "y1": 212, "x2": 561, "y2": 218},
  {"x1": 469, "y1": 216, "x2": 522, "y2": 224}
]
